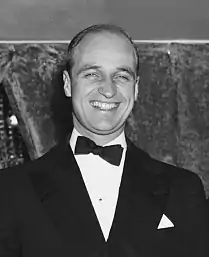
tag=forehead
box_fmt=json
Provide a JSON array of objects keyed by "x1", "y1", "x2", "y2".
[{"x1": 73, "y1": 32, "x2": 136, "y2": 68}]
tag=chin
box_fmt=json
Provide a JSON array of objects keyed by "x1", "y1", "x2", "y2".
[{"x1": 93, "y1": 122, "x2": 116, "y2": 130}]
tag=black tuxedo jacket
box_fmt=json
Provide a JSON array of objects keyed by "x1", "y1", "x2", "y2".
[{"x1": 0, "y1": 138, "x2": 209, "y2": 257}]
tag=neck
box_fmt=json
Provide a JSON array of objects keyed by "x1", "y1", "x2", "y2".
[{"x1": 74, "y1": 124, "x2": 124, "y2": 146}]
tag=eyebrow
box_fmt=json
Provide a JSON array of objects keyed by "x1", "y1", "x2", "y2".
[
  {"x1": 76, "y1": 65, "x2": 101, "y2": 76},
  {"x1": 77, "y1": 64, "x2": 136, "y2": 78}
]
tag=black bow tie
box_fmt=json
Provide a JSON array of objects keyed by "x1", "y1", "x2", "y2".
[{"x1": 74, "y1": 136, "x2": 123, "y2": 166}]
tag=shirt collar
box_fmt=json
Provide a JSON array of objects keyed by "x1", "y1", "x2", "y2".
[{"x1": 70, "y1": 127, "x2": 127, "y2": 153}]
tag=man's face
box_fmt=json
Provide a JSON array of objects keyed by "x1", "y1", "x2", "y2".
[{"x1": 64, "y1": 32, "x2": 138, "y2": 137}]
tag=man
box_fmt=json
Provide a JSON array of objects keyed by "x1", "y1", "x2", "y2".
[{"x1": 0, "y1": 24, "x2": 209, "y2": 257}]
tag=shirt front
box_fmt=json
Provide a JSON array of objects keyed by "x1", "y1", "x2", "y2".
[{"x1": 70, "y1": 128, "x2": 127, "y2": 241}]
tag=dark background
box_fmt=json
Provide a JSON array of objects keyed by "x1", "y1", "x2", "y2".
[{"x1": 0, "y1": 0, "x2": 209, "y2": 40}]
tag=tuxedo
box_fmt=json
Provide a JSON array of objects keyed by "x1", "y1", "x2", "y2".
[{"x1": 0, "y1": 137, "x2": 208, "y2": 257}]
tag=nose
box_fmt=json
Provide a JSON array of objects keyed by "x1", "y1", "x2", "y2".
[{"x1": 98, "y1": 79, "x2": 117, "y2": 98}]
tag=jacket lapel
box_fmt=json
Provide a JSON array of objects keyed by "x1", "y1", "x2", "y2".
[
  {"x1": 30, "y1": 141, "x2": 106, "y2": 253},
  {"x1": 108, "y1": 138, "x2": 171, "y2": 246}
]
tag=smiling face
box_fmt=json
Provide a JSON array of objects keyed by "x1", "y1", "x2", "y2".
[{"x1": 64, "y1": 32, "x2": 139, "y2": 144}]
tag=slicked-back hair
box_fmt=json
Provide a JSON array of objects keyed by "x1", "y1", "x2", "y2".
[{"x1": 66, "y1": 23, "x2": 139, "y2": 78}]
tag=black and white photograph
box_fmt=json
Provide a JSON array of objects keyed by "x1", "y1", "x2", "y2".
[{"x1": 0, "y1": 1, "x2": 209, "y2": 256}]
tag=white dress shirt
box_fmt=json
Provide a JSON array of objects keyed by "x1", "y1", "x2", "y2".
[{"x1": 70, "y1": 128, "x2": 127, "y2": 241}]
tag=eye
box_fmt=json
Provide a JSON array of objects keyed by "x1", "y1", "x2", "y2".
[
  {"x1": 114, "y1": 74, "x2": 131, "y2": 82},
  {"x1": 84, "y1": 72, "x2": 98, "y2": 78}
]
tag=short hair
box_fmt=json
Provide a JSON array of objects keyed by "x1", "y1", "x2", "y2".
[{"x1": 66, "y1": 24, "x2": 139, "y2": 77}]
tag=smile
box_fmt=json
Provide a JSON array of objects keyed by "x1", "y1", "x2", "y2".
[{"x1": 90, "y1": 101, "x2": 119, "y2": 110}]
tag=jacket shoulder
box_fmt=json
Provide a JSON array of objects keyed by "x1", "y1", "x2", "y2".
[
  {"x1": 130, "y1": 141, "x2": 204, "y2": 194},
  {"x1": 0, "y1": 144, "x2": 63, "y2": 190}
]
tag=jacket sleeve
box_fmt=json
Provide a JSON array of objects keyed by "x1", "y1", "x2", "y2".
[{"x1": 181, "y1": 173, "x2": 209, "y2": 257}]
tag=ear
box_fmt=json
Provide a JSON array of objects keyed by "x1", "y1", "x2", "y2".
[
  {"x1": 134, "y1": 76, "x2": 139, "y2": 101},
  {"x1": 63, "y1": 70, "x2": 72, "y2": 97}
]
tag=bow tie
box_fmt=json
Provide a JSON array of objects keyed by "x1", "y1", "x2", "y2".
[{"x1": 74, "y1": 136, "x2": 123, "y2": 166}]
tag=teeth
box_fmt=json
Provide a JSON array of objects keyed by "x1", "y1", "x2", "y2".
[{"x1": 91, "y1": 101, "x2": 118, "y2": 110}]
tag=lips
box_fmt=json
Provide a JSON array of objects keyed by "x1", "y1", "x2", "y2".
[{"x1": 90, "y1": 100, "x2": 120, "y2": 111}]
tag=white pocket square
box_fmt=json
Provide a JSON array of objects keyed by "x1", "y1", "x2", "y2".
[{"x1": 157, "y1": 214, "x2": 174, "y2": 229}]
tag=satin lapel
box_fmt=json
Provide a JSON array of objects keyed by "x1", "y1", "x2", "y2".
[
  {"x1": 108, "y1": 138, "x2": 170, "y2": 243},
  {"x1": 33, "y1": 142, "x2": 106, "y2": 251}
]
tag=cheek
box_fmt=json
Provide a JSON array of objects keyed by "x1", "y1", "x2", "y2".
[
  {"x1": 71, "y1": 86, "x2": 86, "y2": 104},
  {"x1": 72, "y1": 80, "x2": 95, "y2": 98},
  {"x1": 72, "y1": 93, "x2": 91, "y2": 115},
  {"x1": 120, "y1": 87, "x2": 135, "y2": 102}
]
